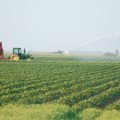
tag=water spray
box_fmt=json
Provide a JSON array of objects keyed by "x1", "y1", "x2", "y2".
[{"x1": 79, "y1": 32, "x2": 120, "y2": 48}]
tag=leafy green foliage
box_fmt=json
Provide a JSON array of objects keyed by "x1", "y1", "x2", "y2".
[
  {"x1": 0, "y1": 61, "x2": 120, "y2": 111},
  {"x1": 0, "y1": 104, "x2": 79, "y2": 120},
  {"x1": 0, "y1": 104, "x2": 120, "y2": 120},
  {"x1": 80, "y1": 108, "x2": 101, "y2": 120},
  {"x1": 106, "y1": 99, "x2": 120, "y2": 110}
]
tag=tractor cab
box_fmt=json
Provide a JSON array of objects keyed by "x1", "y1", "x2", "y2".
[
  {"x1": 11, "y1": 48, "x2": 33, "y2": 61},
  {"x1": 13, "y1": 48, "x2": 22, "y2": 58}
]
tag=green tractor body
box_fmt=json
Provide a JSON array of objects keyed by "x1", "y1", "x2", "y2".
[{"x1": 12, "y1": 48, "x2": 33, "y2": 60}]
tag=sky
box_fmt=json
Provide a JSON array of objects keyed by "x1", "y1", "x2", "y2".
[{"x1": 0, "y1": 0, "x2": 120, "y2": 52}]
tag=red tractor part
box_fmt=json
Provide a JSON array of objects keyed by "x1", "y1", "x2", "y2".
[{"x1": 0, "y1": 42, "x2": 4, "y2": 59}]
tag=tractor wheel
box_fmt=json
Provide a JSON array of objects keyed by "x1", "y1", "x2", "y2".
[
  {"x1": 26, "y1": 58, "x2": 32, "y2": 61},
  {"x1": 13, "y1": 56, "x2": 20, "y2": 61},
  {"x1": 11, "y1": 55, "x2": 20, "y2": 61}
]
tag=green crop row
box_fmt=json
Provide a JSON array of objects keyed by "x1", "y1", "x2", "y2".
[
  {"x1": 0, "y1": 61, "x2": 120, "y2": 111},
  {"x1": 73, "y1": 85, "x2": 120, "y2": 112}
]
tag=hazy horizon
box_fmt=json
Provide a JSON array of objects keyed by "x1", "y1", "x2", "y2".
[{"x1": 0, "y1": 0, "x2": 120, "y2": 52}]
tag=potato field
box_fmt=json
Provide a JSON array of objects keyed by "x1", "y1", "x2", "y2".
[{"x1": 0, "y1": 60, "x2": 120, "y2": 113}]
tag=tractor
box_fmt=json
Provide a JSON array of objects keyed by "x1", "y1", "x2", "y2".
[
  {"x1": 10, "y1": 48, "x2": 33, "y2": 61},
  {"x1": 0, "y1": 42, "x2": 33, "y2": 61}
]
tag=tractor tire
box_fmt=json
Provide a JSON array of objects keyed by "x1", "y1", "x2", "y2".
[
  {"x1": 26, "y1": 58, "x2": 32, "y2": 61},
  {"x1": 11, "y1": 55, "x2": 20, "y2": 61}
]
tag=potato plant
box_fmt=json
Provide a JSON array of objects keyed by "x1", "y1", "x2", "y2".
[{"x1": 0, "y1": 61, "x2": 120, "y2": 111}]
